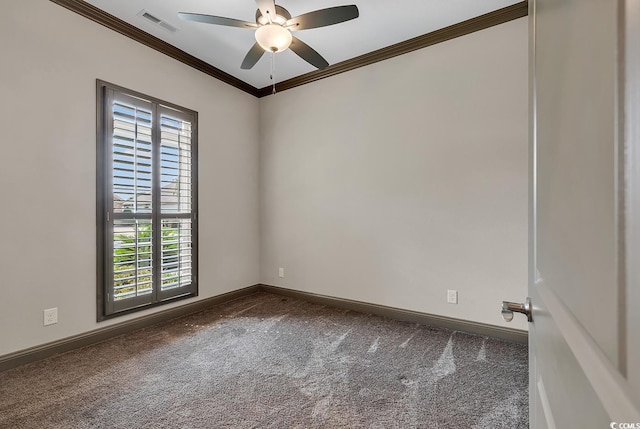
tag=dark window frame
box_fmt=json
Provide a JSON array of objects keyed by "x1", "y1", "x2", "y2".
[{"x1": 96, "y1": 80, "x2": 199, "y2": 321}]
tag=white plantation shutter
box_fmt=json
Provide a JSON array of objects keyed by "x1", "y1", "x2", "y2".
[
  {"x1": 159, "y1": 114, "x2": 193, "y2": 293},
  {"x1": 113, "y1": 219, "x2": 153, "y2": 301},
  {"x1": 161, "y1": 218, "x2": 192, "y2": 291},
  {"x1": 112, "y1": 101, "x2": 153, "y2": 214},
  {"x1": 160, "y1": 114, "x2": 192, "y2": 214},
  {"x1": 98, "y1": 81, "x2": 198, "y2": 318}
]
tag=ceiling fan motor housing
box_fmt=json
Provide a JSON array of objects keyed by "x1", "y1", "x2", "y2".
[{"x1": 255, "y1": 5, "x2": 291, "y2": 25}]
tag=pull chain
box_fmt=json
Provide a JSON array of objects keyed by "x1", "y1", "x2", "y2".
[{"x1": 270, "y1": 50, "x2": 276, "y2": 94}]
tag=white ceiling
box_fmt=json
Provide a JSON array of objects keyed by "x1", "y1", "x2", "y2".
[{"x1": 85, "y1": 0, "x2": 520, "y2": 89}]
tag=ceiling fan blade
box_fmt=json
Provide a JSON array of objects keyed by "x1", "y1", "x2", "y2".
[
  {"x1": 290, "y1": 36, "x2": 329, "y2": 69},
  {"x1": 286, "y1": 5, "x2": 359, "y2": 31},
  {"x1": 178, "y1": 12, "x2": 257, "y2": 29},
  {"x1": 241, "y1": 43, "x2": 266, "y2": 69},
  {"x1": 255, "y1": 0, "x2": 277, "y2": 22}
]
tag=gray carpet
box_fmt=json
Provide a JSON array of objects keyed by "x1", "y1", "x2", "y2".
[{"x1": 0, "y1": 292, "x2": 528, "y2": 428}]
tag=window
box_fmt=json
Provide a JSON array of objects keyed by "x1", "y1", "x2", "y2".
[{"x1": 97, "y1": 80, "x2": 198, "y2": 319}]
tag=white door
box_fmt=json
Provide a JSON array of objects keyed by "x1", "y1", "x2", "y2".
[{"x1": 526, "y1": 0, "x2": 640, "y2": 427}]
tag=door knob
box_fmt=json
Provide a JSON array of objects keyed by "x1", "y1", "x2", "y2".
[{"x1": 502, "y1": 298, "x2": 532, "y2": 322}]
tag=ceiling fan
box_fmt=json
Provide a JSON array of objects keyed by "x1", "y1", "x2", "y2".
[{"x1": 178, "y1": 0, "x2": 359, "y2": 71}]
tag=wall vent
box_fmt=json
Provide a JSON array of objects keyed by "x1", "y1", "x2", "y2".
[{"x1": 137, "y1": 10, "x2": 178, "y2": 33}]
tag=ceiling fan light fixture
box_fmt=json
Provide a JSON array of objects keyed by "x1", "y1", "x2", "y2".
[{"x1": 255, "y1": 24, "x2": 292, "y2": 52}]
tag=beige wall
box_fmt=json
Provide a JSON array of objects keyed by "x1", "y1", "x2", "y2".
[
  {"x1": 0, "y1": 1, "x2": 529, "y2": 358},
  {"x1": 259, "y1": 18, "x2": 529, "y2": 330},
  {"x1": 0, "y1": 0, "x2": 260, "y2": 356}
]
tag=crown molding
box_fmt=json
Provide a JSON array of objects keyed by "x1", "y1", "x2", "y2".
[
  {"x1": 50, "y1": 0, "x2": 527, "y2": 98},
  {"x1": 257, "y1": 1, "x2": 528, "y2": 97},
  {"x1": 49, "y1": 0, "x2": 260, "y2": 96}
]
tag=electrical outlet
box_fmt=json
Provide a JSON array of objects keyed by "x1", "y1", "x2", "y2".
[
  {"x1": 447, "y1": 290, "x2": 458, "y2": 304},
  {"x1": 43, "y1": 308, "x2": 58, "y2": 326},
  {"x1": 278, "y1": 267, "x2": 285, "y2": 278}
]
